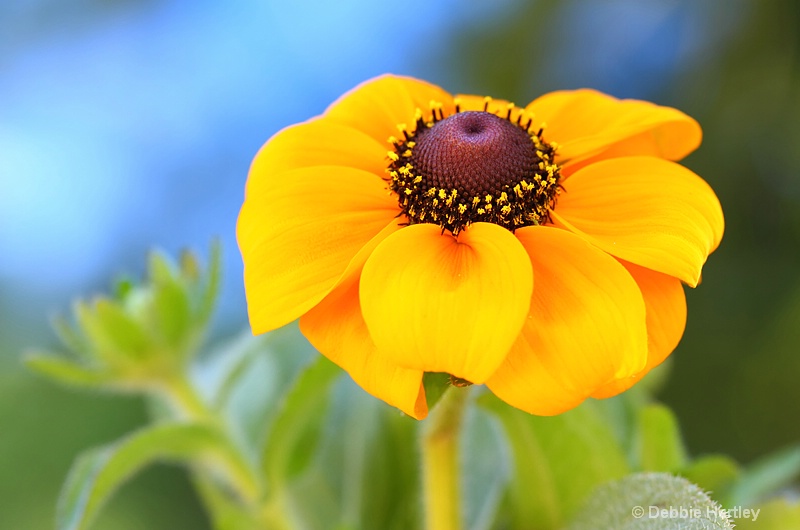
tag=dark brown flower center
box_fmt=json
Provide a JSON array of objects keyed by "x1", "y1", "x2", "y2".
[
  {"x1": 411, "y1": 111, "x2": 538, "y2": 198},
  {"x1": 387, "y1": 102, "x2": 561, "y2": 235}
]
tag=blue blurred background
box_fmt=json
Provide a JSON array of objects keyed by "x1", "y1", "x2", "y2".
[{"x1": 2, "y1": 0, "x2": 798, "y2": 528}]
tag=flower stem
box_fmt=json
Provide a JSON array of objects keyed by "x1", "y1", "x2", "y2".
[
  {"x1": 162, "y1": 373, "x2": 213, "y2": 421},
  {"x1": 158, "y1": 372, "x2": 265, "y2": 517},
  {"x1": 421, "y1": 385, "x2": 471, "y2": 530}
]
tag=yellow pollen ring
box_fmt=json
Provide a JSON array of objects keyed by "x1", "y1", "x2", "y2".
[{"x1": 384, "y1": 97, "x2": 562, "y2": 235}]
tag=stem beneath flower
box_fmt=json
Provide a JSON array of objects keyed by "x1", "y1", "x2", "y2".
[{"x1": 421, "y1": 385, "x2": 471, "y2": 530}]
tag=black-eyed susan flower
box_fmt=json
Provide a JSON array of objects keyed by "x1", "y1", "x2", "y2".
[{"x1": 237, "y1": 75, "x2": 723, "y2": 420}]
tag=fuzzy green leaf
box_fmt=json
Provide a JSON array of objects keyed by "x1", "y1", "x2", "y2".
[
  {"x1": 152, "y1": 279, "x2": 191, "y2": 349},
  {"x1": 636, "y1": 403, "x2": 687, "y2": 472},
  {"x1": 93, "y1": 299, "x2": 150, "y2": 360},
  {"x1": 681, "y1": 455, "x2": 740, "y2": 496},
  {"x1": 297, "y1": 379, "x2": 421, "y2": 530},
  {"x1": 206, "y1": 324, "x2": 317, "y2": 450},
  {"x1": 480, "y1": 395, "x2": 630, "y2": 529},
  {"x1": 568, "y1": 473, "x2": 734, "y2": 530},
  {"x1": 56, "y1": 422, "x2": 257, "y2": 530},
  {"x1": 462, "y1": 406, "x2": 510, "y2": 530},
  {"x1": 262, "y1": 355, "x2": 341, "y2": 487},
  {"x1": 24, "y1": 354, "x2": 110, "y2": 388}
]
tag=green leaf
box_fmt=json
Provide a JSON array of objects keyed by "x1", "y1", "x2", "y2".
[
  {"x1": 73, "y1": 300, "x2": 126, "y2": 365},
  {"x1": 635, "y1": 403, "x2": 687, "y2": 472},
  {"x1": 193, "y1": 475, "x2": 265, "y2": 530},
  {"x1": 56, "y1": 422, "x2": 258, "y2": 530},
  {"x1": 211, "y1": 334, "x2": 272, "y2": 409},
  {"x1": 93, "y1": 299, "x2": 151, "y2": 360},
  {"x1": 147, "y1": 250, "x2": 177, "y2": 285},
  {"x1": 591, "y1": 393, "x2": 639, "y2": 456},
  {"x1": 734, "y1": 498, "x2": 800, "y2": 529},
  {"x1": 143, "y1": 249, "x2": 193, "y2": 349},
  {"x1": 480, "y1": 395, "x2": 630, "y2": 530},
  {"x1": 112, "y1": 275, "x2": 135, "y2": 301},
  {"x1": 724, "y1": 444, "x2": 800, "y2": 506},
  {"x1": 24, "y1": 354, "x2": 110, "y2": 388},
  {"x1": 462, "y1": 405, "x2": 510, "y2": 530},
  {"x1": 197, "y1": 239, "x2": 222, "y2": 327},
  {"x1": 71, "y1": 294, "x2": 153, "y2": 365},
  {"x1": 50, "y1": 314, "x2": 91, "y2": 360},
  {"x1": 567, "y1": 473, "x2": 735, "y2": 530},
  {"x1": 630, "y1": 357, "x2": 673, "y2": 397},
  {"x1": 422, "y1": 372, "x2": 451, "y2": 412},
  {"x1": 262, "y1": 355, "x2": 341, "y2": 488},
  {"x1": 152, "y1": 278, "x2": 191, "y2": 349},
  {"x1": 681, "y1": 455, "x2": 740, "y2": 495},
  {"x1": 206, "y1": 324, "x2": 318, "y2": 450},
  {"x1": 309, "y1": 379, "x2": 421, "y2": 530},
  {"x1": 180, "y1": 249, "x2": 202, "y2": 282}
]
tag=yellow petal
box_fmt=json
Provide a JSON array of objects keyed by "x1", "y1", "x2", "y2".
[
  {"x1": 300, "y1": 221, "x2": 427, "y2": 419},
  {"x1": 360, "y1": 222, "x2": 533, "y2": 384},
  {"x1": 324, "y1": 74, "x2": 455, "y2": 144},
  {"x1": 525, "y1": 89, "x2": 701, "y2": 164},
  {"x1": 237, "y1": 165, "x2": 399, "y2": 334},
  {"x1": 487, "y1": 226, "x2": 647, "y2": 416},
  {"x1": 246, "y1": 118, "x2": 388, "y2": 198},
  {"x1": 553, "y1": 156, "x2": 724, "y2": 286},
  {"x1": 592, "y1": 261, "x2": 687, "y2": 398}
]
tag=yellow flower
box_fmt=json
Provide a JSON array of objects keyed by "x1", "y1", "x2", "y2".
[{"x1": 237, "y1": 75, "x2": 723, "y2": 420}]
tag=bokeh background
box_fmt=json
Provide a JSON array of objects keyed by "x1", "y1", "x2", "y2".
[{"x1": 2, "y1": 0, "x2": 798, "y2": 528}]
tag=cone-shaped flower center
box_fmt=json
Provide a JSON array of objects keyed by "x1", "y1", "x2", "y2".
[
  {"x1": 412, "y1": 112, "x2": 538, "y2": 198},
  {"x1": 387, "y1": 106, "x2": 561, "y2": 235}
]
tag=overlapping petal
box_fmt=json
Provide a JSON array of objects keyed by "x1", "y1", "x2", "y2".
[
  {"x1": 553, "y1": 156, "x2": 724, "y2": 286},
  {"x1": 245, "y1": 118, "x2": 388, "y2": 198},
  {"x1": 487, "y1": 227, "x2": 647, "y2": 415},
  {"x1": 592, "y1": 261, "x2": 687, "y2": 398},
  {"x1": 237, "y1": 165, "x2": 398, "y2": 334},
  {"x1": 360, "y1": 222, "x2": 533, "y2": 384},
  {"x1": 526, "y1": 89, "x2": 701, "y2": 164},
  {"x1": 238, "y1": 74, "x2": 722, "y2": 420},
  {"x1": 324, "y1": 75, "x2": 455, "y2": 145},
  {"x1": 299, "y1": 221, "x2": 428, "y2": 419}
]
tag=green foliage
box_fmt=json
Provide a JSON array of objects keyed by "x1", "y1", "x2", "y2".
[
  {"x1": 28, "y1": 247, "x2": 800, "y2": 530},
  {"x1": 24, "y1": 355, "x2": 111, "y2": 388},
  {"x1": 301, "y1": 380, "x2": 422, "y2": 530},
  {"x1": 422, "y1": 372, "x2": 452, "y2": 411},
  {"x1": 680, "y1": 455, "x2": 740, "y2": 496},
  {"x1": 261, "y1": 355, "x2": 341, "y2": 487},
  {"x1": 567, "y1": 473, "x2": 734, "y2": 530},
  {"x1": 25, "y1": 244, "x2": 221, "y2": 391},
  {"x1": 57, "y1": 423, "x2": 257, "y2": 530},
  {"x1": 735, "y1": 499, "x2": 800, "y2": 529},
  {"x1": 460, "y1": 405, "x2": 510, "y2": 530},
  {"x1": 722, "y1": 444, "x2": 800, "y2": 507},
  {"x1": 635, "y1": 404, "x2": 688, "y2": 473},
  {"x1": 479, "y1": 394, "x2": 630, "y2": 530}
]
